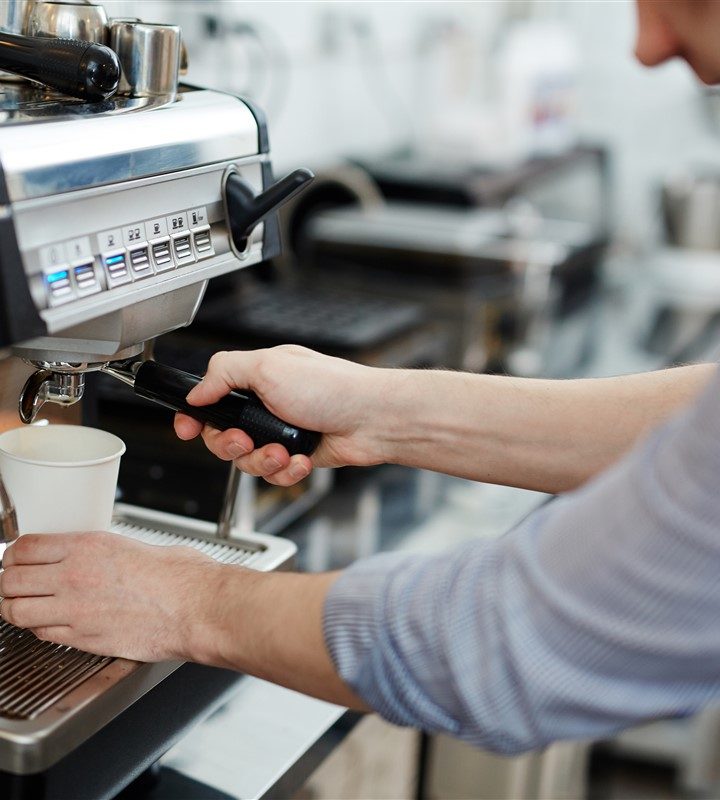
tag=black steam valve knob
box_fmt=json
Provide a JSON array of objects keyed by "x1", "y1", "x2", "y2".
[
  {"x1": 224, "y1": 167, "x2": 314, "y2": 253},
  {"x1": 0, "y1": 32, "x2": 121, "y2": 102}
]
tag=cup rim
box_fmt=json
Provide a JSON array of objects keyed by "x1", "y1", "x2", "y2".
[{"x1": 0, "y1": 425, "x2": 126, "y2": 468}]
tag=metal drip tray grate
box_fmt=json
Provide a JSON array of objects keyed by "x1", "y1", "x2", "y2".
[
  {"x1": 0, "y1": 509, "x2": 274, "y2": 723},
  {"x1": 112, "y1": 521, "x2": 265, "y2": 567},
  {"x1": 0, "y1": 625, "x2": 111, "y2": 721}
]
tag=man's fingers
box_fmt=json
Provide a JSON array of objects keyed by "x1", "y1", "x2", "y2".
[
  {"x1": 2, "y1": 534, "x2": 69, "y2": 567},
  {"x1": 0, "y1": 597, "x2": 68, "y2": 629},
  {"x1": 231, "y1": 444, "x2": 296, "y2": 479},
  {"x1": 30, "y1": 626, "x2": 77, "y2": 647},
  {"x1": 0, "y1": 564, "x2": 59, "y2": 598},
  {"x1": 200, "y1": 426, "x2": 255, "y2": 461},
  {"x1": 174, "y1": 413, "x2": 203, "y2": 440},
  {"x1": 197, "y1": 425, "x2": 311, "y2": 482},
  {"x1": 256, "y1": 454, "x2": 314, "y2": 487},
  {"x1": 186, "y1": 351, "x2": 259, "y2": 407}
]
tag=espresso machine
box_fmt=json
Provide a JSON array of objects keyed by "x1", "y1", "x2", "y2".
[{"x1": 0, "y1": 2, "x2": 318, "y2": 796}]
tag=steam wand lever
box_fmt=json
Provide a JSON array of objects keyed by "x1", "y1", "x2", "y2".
[{"x1": 224, "y1": 167, "x2": 314, "y2": 253}]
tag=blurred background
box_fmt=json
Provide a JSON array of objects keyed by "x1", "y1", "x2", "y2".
[{"x1": 83, "y1": 1, "x2": 720, "y2": 798}]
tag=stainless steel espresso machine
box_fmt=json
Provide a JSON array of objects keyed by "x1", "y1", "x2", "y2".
[{"x1": 0, "y1": 2, "x2": 318, "y2": 797}]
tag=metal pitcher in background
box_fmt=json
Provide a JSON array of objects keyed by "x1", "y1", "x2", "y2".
[
  {"x1": 662, "y1": 171, "x2": 720, "y2": 250},
  {"x1": 0, "y1": 1, "x2": 107, "y2": 42}
]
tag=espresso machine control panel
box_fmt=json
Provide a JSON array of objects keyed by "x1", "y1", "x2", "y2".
[
  {"x1": 37, "y1": 203, "x2": 216, "y2": 307},
  {"x1": 28, "y1": 176, "x2": 246, "y2": 311},
  {"x1": 0, "y1": 85, "x2": 301, "y2": 357}
]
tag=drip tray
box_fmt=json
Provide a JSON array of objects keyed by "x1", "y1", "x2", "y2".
[
  {"x1": 0, "y1": 626, "x2": 111, "y2": 722},
  {"x1": 0, "y1": 503, "x2": 296, "y2": 776}
]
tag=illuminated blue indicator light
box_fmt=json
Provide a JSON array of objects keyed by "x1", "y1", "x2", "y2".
[
  {"x1": 105, "y1": 254, "x2": 125, "y2": 267},
  {"x1": 46, "y1": 270, "x2": 69, "y2": 284}
]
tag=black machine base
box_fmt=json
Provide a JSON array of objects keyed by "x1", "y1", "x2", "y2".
[
  {"x1": 0, "y1": 664, "x2": 242, "y2": 800},
  {"x1": 116, "y1": 765, "x2": 236, "y2": 800}
]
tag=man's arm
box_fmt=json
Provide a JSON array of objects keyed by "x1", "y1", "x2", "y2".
[
  {"x1": 5, "y1": 364, "x2": 720, "y2": 753},
  {"x1": 319, "y1": 362, "x2": 720, "y2": 751},
  {"x1": 377, "y1": 363, "x2": 714, "y2": 492},
  {"x1": 189, "y1": 567, "x2": 366, "y2": 708},
  {"x1": 175, "y1": 347, "x2": 714, "y2": 494},
  {"x1": 191, "y1": 355, "x2": 720, "y2": 746}
]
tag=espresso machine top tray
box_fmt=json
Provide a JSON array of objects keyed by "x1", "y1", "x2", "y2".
[{"x1": 0, "y1": 503, "x2": 296, "y2": 776}]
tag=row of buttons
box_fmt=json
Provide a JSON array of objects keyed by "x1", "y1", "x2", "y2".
[{"x1": 39, "y1": 207, "x2": 216, "y2": 308}]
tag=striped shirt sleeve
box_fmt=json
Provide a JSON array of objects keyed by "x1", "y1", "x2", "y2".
[{"x1": 323, "y1": 366, "x2": 720, "y2": 754}]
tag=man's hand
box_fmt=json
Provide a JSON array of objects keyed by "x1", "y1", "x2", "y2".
[
  {"x1": 174, "y1": 345, "x2": 391, "y2": 485},
  {"x1": 0, "y1": 531, "x2": 367, "y2": 711},
  {"x1": 0, "y1": 532, "x2": 225, "y2": 662}
]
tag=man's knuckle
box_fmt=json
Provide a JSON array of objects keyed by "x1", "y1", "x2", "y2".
[
  {"x1": 13, "y1": 536, "x2": 33, "y2": 559},
  {"x1": 274, "y1": 343, "x2": 304, "y2": 357},
  {"x1": 32, "y1": 627, "x2": 54, "y2": 643},
  {"x1": 10, "y1": 601, "x2": 30, "y2": 628},
  {"x1": 0, "y1": 567, "x2": 17, "y2": 595},
  {"x1": 2, "y1": 599, "x2": 16, "y2": 626},
  {"x1": 80, "y1": 531, "x2": 106, "y2": 558},
  {"x1": 208, "y1": 351, "x2": 229, "y2": 372}
]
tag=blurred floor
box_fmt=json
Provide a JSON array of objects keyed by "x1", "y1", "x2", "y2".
[
  {"x1": 298, "y1": 731, "x2": 686, "y2": 800},
  {"x1": 296, "y1": 716, "x2": 418, "y2": 800}
]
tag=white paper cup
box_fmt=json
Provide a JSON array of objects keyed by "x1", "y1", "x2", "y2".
[{"x1": 0, "y1": 425, "x2": 125, "y2": 534}]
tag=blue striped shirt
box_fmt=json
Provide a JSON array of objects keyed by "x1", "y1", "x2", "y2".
[{"x1": 323, "y1": 366, "x2": 720, "y2": 754}]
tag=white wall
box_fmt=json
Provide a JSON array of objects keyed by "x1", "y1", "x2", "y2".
[
  {"x1": 110, "y1": 0, "x2": 508, "y2": 169},
  {"x1": 107, "y1": 0, "x2": 720, "y2": 251}
]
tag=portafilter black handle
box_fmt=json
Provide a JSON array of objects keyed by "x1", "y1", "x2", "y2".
[
  {"x1": 133, "y1": 361, "x2": 321, "y2": 457},
  {"x1": 225, "y1": 167, "x2": 314, "y2": 252},
  {"x1": 0, "y1": 31, "x2": 121, "y2": 101}
]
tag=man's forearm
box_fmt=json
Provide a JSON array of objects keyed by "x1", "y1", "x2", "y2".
[
  {"x1": 375, "y1": 364, "x2": 714, "y2": 493},
  {"x1": 189, "y1": 566, "x2": 367, "y2": 709},
  {"x1": 321, "y1": 364, "x2": 720, "y2": 753}
]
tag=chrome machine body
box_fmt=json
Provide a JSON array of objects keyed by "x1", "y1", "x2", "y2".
[{"x1": 0, "y1": 2, "x2": 311, "y2": 794}]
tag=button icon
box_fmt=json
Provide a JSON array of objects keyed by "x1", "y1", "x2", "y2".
[
  {"x1": 39, "y1": 243, "x2": 67, "y2": 270},
  {"x1": 145, "y1": 217, "x2": 169, "y2": 241},
  {"x1": 98, "y1": 228, "x2": 124, "y2": 253},
  {"x1": 190, "y1": 207, "x2": 209, "y2": 229},
  {"x1": 166, "y1": 213, "x2": 188, "y2": 233}
]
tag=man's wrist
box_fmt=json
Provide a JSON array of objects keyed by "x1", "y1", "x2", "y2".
[
  {"x1": 180, "y1": 561, "x2": 248, "y2": 666},
  {"x1": 369, "y1": 369, "x2": 490, "y2": 471},
  {"x1": 361, "y1": 368, "x2": 420, "y2": 465}
]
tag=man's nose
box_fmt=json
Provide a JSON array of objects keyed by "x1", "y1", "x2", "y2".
[{"x1": 634, "y1": 0, "x2": 683, "y2": 67}]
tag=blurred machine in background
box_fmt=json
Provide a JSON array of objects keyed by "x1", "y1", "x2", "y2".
[
  {"x1": 278, "y1": 146, "x2": 610, "y2": 377},
  {"x1": 354, "y1": 145, "x2": 607, "y2": 222}
]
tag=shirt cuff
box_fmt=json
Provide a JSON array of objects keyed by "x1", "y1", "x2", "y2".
[
  {"x1": 322, "y1": 550, "x2": 462, "y2": 733},
  {"x1": 323, "y1": 552, "x2": 402, "y2": 673}
]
